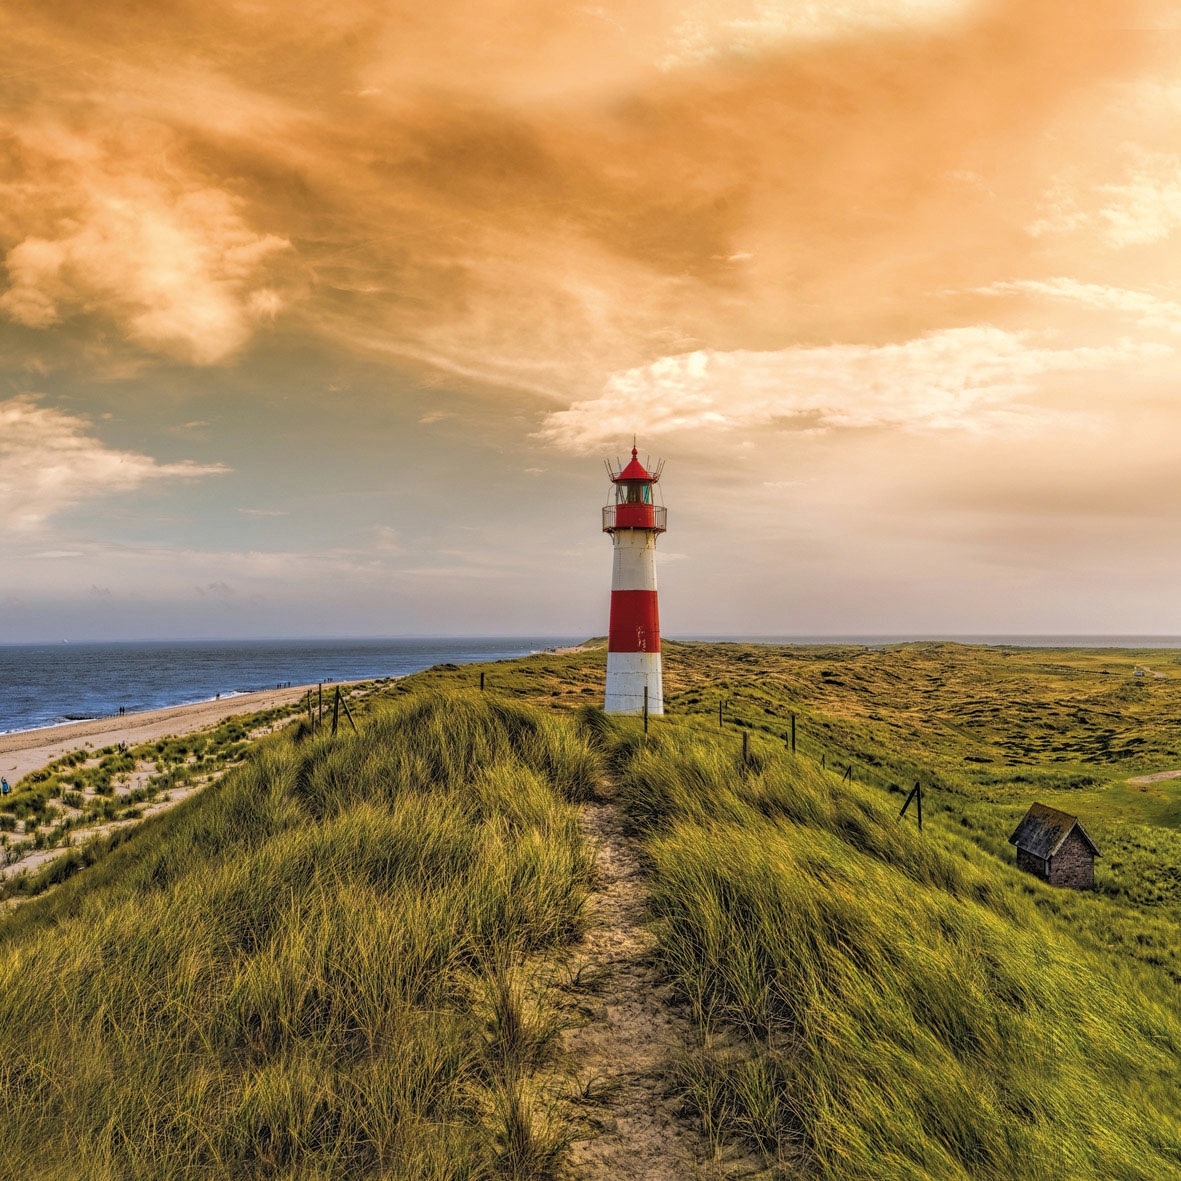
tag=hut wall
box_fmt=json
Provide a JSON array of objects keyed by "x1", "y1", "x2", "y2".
[
  {"x1": 1048, "y1": 830, "x2": 1095, "y2": 889},
  {"x1": 1016, "y1": 847, "x2": 1049, "y2": 880}
]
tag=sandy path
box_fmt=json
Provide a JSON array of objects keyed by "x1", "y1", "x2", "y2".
[
  {"x1": 564, "y1": 801, "x2": 714, "y2": 1179},
  {"x1": 1126, "y1": 769, "x2": 1181, "y2": 785},
  {"x1": 0, "y1": 684, "x2": 332, "y2": 785}
]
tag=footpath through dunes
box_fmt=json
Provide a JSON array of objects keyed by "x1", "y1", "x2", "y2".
[{"x1": 562, "y1": 797, "x2": 719, "y2": 1180}]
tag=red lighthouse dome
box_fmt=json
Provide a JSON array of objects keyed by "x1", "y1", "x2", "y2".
[{"x1": 603, "y1": 447, "x2": 668, "y2": 535}]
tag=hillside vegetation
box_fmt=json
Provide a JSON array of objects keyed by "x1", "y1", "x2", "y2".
[
  {"x1": 2, "y1": 641, "x2": 1180, "y2": 1178},
  {"x1": 0, "y1": 691, "x2": 598, "y2": 1179},
  {"x1": 394, "y1": 641, "x2": 1181, "y2": 1175},
  {"x1": 608, "y1": 720, "x2": 1181, "y2": 1178},
  {"x1": 416, "y1": 641, "x2": 1181, "y2": 980}
]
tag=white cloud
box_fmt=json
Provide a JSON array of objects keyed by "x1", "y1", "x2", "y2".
[
  {"x1": 978, "y1": 278, "x2": 1181, "y2": 333},
  {"x1": 0, "y1": 396, "x2": 228, "y2": 530},
  {"x1": 1097, "y1": 151, "x2": 1181, "y2": 246},
  {"x1": 372, "y1": 525, "x2": 401, "y2": 553},
  {"x1": 0, "y1": 124, "x2": 290, "y2": 364},
  {"x1": 1026, "y1": 184, "x2": 1092, "y2": 239},
  {"x1": 195, "y1": 581, "x2": 236, "y2": 599},
  {"x1": 1028, "y1": 151, "x2": 1181, "y2": 248},
  {"x1": 1, "y1": 535, "x2": 454, "y2": 607},
  {"x1": 659, "y1": 0, "x2": 978, "y2": 69},
  {"x1": 539, "y1": 327, "x2": 1167, "y2": 448}
]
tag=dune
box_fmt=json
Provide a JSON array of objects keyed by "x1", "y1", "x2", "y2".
[{"x1": 0, "y1": 683, "x2": 343, "y2": 785}]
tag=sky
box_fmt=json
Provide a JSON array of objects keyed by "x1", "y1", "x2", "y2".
[{"x1": 2, "y1": 0, "x2": 1181, "y2": 641}]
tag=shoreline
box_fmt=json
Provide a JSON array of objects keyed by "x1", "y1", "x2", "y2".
[
  {"x1": 0, "y1": 682, "x2": 365, "y2": 787},
  {"x1": 0, "y1": 690, "x2": 258, "y2": 740}
]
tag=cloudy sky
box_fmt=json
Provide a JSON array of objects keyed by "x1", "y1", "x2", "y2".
[{"x1": 2, "y1": 0, "x2": 1180, "y2": 640}]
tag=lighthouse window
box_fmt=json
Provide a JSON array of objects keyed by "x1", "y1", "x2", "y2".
[{"x1": 620, "y1": 483, "x2": 648, "y2": 504}]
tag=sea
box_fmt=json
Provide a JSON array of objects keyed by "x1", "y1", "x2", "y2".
[
  {"x1": 0, "y1": 637, "x2": 583, "y2": 736},
  {"x1": 3, "y1": 634, "x2": 1180, "y2": 737}
]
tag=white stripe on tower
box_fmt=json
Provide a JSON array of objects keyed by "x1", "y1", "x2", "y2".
[{"x1": 605, "y1": 649, "x2": 662, "y2": 715}]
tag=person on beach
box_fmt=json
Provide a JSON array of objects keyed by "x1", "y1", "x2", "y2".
[{"x1": 1, "y1": 778, "x2": 9, "y2": 796}]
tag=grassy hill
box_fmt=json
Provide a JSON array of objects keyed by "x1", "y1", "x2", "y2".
[
  {"x1": 416, "y1": 641, "x2": 1181, "y2": 981},
  {"x1": 1, "y1": 641, "x2": 1180, "y2": 1177},
  {"x1": 0, "y1": 692, "x2": 599, "y2": 1178},
  {"x1": 609, "y1": 718, "x2": 1181, "y2": 1178}
]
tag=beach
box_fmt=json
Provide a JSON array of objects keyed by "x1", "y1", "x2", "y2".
[{"x1": 0, "y1": 684, "x2": 323, "y2": 786}]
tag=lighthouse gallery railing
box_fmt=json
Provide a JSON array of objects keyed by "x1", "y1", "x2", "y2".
[{"x1": 602, "y1": 504, "x2": 667, "y2": 532}]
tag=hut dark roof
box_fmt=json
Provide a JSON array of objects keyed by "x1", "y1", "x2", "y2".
[{"x1": 1008, "y1": 803, "x2": 1100, "y2": 860}]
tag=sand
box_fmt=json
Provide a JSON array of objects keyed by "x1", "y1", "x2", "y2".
[
  {"x1": 0, "y1": 684, "x2": 330, "y2": 786},
  {"x1": 1126, "y1": 769, "x2": 1181, "y2": 785},
  {"x1": 563, "y1": 799, "x2": 726, "y2": 1179}
]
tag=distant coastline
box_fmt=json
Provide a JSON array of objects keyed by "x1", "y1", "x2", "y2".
[
  {"x1": 5, "y1": 632, "x2": 1180, "y2": 738},
  {"x1": 0, "y1": 637, "x2": 582, "y2": 736},
  {"x1": 672, "y1": 635, "x2": 1181, "y2": 648}
]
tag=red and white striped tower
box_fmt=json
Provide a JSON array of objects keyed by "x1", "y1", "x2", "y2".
[{"x1": 602, "y1": 444, "x2": 667, "y2": 715}]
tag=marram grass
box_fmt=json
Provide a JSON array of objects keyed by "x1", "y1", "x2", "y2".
[
  {"x1": 0, "y1": 691, "x2": 598, "y2": 1179},
  {"x1": 4, "y1": 662, "x2": 1181, "y2": 1180},
  {"x1": 612, "y1": 720, "x2": 1181, "y2": 1180}
]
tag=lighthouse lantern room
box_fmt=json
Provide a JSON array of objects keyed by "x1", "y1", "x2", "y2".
[{"x1": 602, "y1": 445, "x2": 667, "y2": 715}]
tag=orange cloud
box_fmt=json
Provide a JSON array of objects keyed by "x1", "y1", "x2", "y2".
[
  {"x1": 0, "y1": 122, "x2": 291, "y2": 364},
  {"x1": 540, "y1": 327, "x2": 1167, "y2": 447},
  {"x1": 0, "y1": 0, "x2": 1163, "y2": 399}
]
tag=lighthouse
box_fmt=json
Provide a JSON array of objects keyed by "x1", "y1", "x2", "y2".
[{"x1": 602, "y1": 444, "x2": 666, "y2": 715}]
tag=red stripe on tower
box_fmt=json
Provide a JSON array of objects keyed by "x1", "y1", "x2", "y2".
[
  {"x1": 601, "y1": 444, "x2": 666, "y2": 715},
  {"x1": 607, "y1": 590, "x2": 661, "y2": 653}
]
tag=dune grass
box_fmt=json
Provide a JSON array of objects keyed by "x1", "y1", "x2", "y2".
[
  {"x1": 606, "y1": 719, "x2": 1181, "y2": 1179},
  {"x1": 0, "y1": 690, "x2": 598, "y2": 1179},
  {"x1": 0, "y1": 702, "x2": 311, "y2": 890},
  {"x1": 378, "y1": 645, "x2": 1181, "y2": 1174},
  {"x1": 5, "y1": 641, "x2": 1181, "y2": 1178}
]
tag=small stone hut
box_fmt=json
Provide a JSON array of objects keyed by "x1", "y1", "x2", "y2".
[{"x1": 1008, "y1": 803, "x2": 1100, "y2": 889}]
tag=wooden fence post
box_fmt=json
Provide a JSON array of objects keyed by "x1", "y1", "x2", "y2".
[
  {"x1": 791, "y1": 712, "x2": 797, "y2": 753},
  {"x1": 339, "y1": 693, "x2": 359, "y2": 734},
  {"x1": 332, "y1": 687, "x2": 341, "y2": 737},
  {"x1": 643, "y1": 685, "x2": 649, "y2": 734},
  {"x1": 898, "y1": 781, "x2": 923, "y2": 832},
  {"x1": 742, "y1": 730, "x2": 750, "y2": 763}
]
